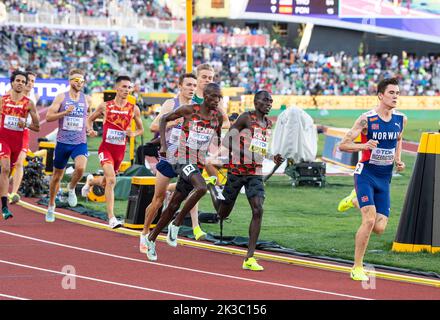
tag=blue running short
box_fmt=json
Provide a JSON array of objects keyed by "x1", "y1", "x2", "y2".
[
  {"x1": 156, "y1": 159, "x2": 177, "y2": 178},
  {"x1": 53, "y1": 142, "x2": 89, "y2": 169},
  {"x1": 354, "y1": 170, "x2": 391, "y2": 217}
]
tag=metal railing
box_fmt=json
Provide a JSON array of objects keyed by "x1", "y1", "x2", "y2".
[{"x1": 6, "y1": 11, "x2": 185, "y2": 32}]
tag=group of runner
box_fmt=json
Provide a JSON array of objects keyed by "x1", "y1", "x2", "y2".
[{"x1": 0, "y1": 66, "x2": 406, "y2": 279}]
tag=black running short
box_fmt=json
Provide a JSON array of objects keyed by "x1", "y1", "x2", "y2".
[
  {"x1": 172, "y1": 163, "x2": 202, "y2": 198},
  {"x1": 222, "y1": 173, "x2": 265, "y2": 204}
]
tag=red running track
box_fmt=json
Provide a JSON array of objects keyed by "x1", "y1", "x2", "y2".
[{"x1": 0, "y1": 204, "x2": 439, "y2": 300}]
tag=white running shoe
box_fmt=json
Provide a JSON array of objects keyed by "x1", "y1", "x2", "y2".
[
  {"x1": 81, "y1": 174, "x2": 94, "y2": 197},
  {"x1": 46, "y1": 206, "x2": 56, "y2": 223},
  {"x1": 109, "y1": 216, "x2": 122, "y2": 229},
  {"x1": 145, "y1": 237, "x2": 157, "y2": 261},
  {"x1": 67, "y1": 185, "x2": 78, "y2": 207},
  {"x1": 166, "y1": 220, "x2": 180, "y2": 247},
  {"x1": 139, "y1": 233, "x2": 148, "y2": 254}
]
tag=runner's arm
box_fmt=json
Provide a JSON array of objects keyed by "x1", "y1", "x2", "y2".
[
  {"x1": 221, "y1": 112, "x2": 248, "y2": 148},
  {"x1": 394, "y1": 115, "x2": 407, "y2": 172},
  {"x1": 158, "y1": 105, "x2": 192, "y2": 157},
  {"x1": 149, "y1": 99, "x2": 174, "y2": 132},
  {"x1": 218, "y1": 98, "x2": 230, "y2": 129},
  {"x1": 46, "y1": 93, "x2": 72, "y2": 122},
  {"x1": 26, "y1": 100, "x2": 40, "y2": 132},
  {"x1": 86, "y1": 102, "x2": 105, "y2": 136},
  {"x1": 128, "y1": 105, "x2": 144, "y2": 137},
  {"x1": 85, "y1": 95, "x2": 93, "y2": 115},
  {"x1": 338, "y1": 115, "x2": 377, "y2": 153}
]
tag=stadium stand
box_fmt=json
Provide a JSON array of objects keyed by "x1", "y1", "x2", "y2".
[{"x1": 1, "y1": 25, "x2": 438, "y2": 96}]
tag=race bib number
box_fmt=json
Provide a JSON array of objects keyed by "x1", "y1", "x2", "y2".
[
  {"x1": 4, "y1": 115, "x2": 24, "y2": 131},
  {"x1": 168, "y1": 127, "x2": 182, "y2": 146},
  {"x1": 182, "y1": 164, "x2": 197, "y2": 177},
  {"x1": 353, "y1": 162, "x2": 364, "y2": 175},
  {"x1": 249, "y1": 138, "x2": 268, "y2": 156},
  {"x1": 187, "y1": 129, "x2": 212, "y2": 151},
  {"x1": 63, "y1": 116, "x2": 83, "y2": 131},
  {"x1": 105, "y1": 129, "x2": 126, "y2": 145},
  {"x1": 369, "y1": 148, "x2": 395, "y2": 166}
]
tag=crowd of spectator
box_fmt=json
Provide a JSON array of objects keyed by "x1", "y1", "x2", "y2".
[
  {"x1": 5, "y1": 0, "x2": 175, "y2": 19},
  {"x1": 0, "y1": 26, "x2": 439, "y2": 96},
  {"x1": 193, "y1": 22, "x2": 269, "y2": 36},
  {"x1": 4, "y1": 0, "x2": 38, "y2": 14}
]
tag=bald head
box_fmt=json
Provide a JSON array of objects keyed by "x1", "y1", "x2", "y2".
[
  {"x1": 202, "y1": 83, "x2": 222, "y2": 110},
  {"x1": 254, "y1": 90, "x2": 273, "y2": 115}
]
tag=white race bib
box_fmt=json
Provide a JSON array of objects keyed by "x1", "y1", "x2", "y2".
[
  {"x1": 187, "y1": 130, "x2": 212, "y2": 151},
  {"x1": 105, "y1": 128, "x2": 126, "y2": 145},
  {"x1": 353, "y1": 162, "x2": 364, "y2": 175},
  {"x1": 168, "y1": 127, "x2": 182, "y2": 146},
  {"x1": 369, "y1": 148, "x2": 395, "y2": 166},
  {"x1": 63, "y1": 116, "x2": 83, "y2": 131},
  {"x1": 249, "y1": 138, "x2": 268, "y2": 156},
  {"x1": 4, "y1": 115, "x2": 24, "y2": 131}
]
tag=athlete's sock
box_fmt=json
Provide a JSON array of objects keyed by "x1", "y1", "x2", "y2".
[{"x1": 1, "y1": 196, "x2": 7, "y2": 209}]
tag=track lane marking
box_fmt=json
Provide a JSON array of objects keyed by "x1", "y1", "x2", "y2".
[
  {"x1": 0, "y1": 259, "x2": 207, "y2": 300},
  {"x1": 0, "y1": 230, "x2": 373, "y2": 300},
  {"x1": 0, "y1": 293, "x2": 29, "y2": 300}
]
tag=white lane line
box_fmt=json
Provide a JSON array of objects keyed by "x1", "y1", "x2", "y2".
[
  {"x1": 0, "y1": 230, "x2": 373, "y2": 300},
  {"x1": 0, "y1": 259, "x2": 207, "y2": 300},
  {"x1": 0, "y1": 293, "x2": 29, "y2": 300}
]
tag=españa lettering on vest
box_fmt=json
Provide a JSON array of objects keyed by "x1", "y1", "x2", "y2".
[{"x1": 110, "y1": 110, "x2": 129, "y2": 115}]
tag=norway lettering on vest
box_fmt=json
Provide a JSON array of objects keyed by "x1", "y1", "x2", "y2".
[{"x1": 358, "y1": 109, "x2": 404, "y2": 176}]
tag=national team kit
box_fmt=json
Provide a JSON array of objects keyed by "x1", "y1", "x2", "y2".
[{"x1": 354, "y1": 109, "x2": 404, "y2": 216}]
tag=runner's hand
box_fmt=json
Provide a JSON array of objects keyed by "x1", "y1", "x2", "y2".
[
  {"x1": 125, "y1": 129, "x2": 135, "y2": 137},
  {"x1": 87, "y1": 129, "x2": 97, "y2": 137},
  {"x1": 17, "y1": 119, "x2": 26, "y2": 128},
  {"x1": 65, "y1": 105, "x2": 75, "y2": 115},
  {"x1": 273, "y1": 154, "x2": 284, "y2": 165},
  {"x1": 159, "y1": 146, "x2": 167, "y2": 158},
  {"x1": 395, "y1": 160, "x2": 405, "y2": 172},
  {"x1": 363, "y1": 139, "x2": 378, "y2": 150}
]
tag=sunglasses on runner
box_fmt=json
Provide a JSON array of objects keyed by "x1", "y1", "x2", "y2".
[{"x1": 70, "y1": 77, "x2": 85, "y2": 84}]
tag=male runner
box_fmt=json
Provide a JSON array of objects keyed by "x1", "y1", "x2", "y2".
[
  {"x1": 193, "y1": 63, "x2": 229, "y2": 192},
  {"x1": 194, "y1": 63, "x2": 230, "y2": 129},
  {"x1": 140, "y1": 73, "x2": 208, "y2": 254},
  {"x1": 45, "y1": 69, "x2": 92, "y2": 222},
  {"x1": 207, "y1": 90, "x2": 283, "y2": 271},
  {"x1": 87, "y1": 75, "x2": 144, "y2": 229},
  {"x1": 144, "y1": 83, "x2": 223, "y2": 261},
  {"x1": 339, "y1": 78, "x2": 406, "y2": 281},
  {"x1": 8, "y1": 70, "x2": 39, "y2": 204},
  {"x1": 0, "y1": 70, "x2": 40, "y2": 219}
]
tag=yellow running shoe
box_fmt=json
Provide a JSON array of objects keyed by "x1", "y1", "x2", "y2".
[
  {"x1": 8, "y1": 193, "x2": 20, "y2": 204},
  {"x1": 206, "y1": 176, "x2": 217, "y2": 185},
  {"x1": 242, "y1": 257, "x2": 264, "y2": 271},
  {"x1": 338, "y1": 189, "x2": 357, "y2": 212},
  {"x1": 193, "y1": 226, "x2": 207, "y2": 241},
  {"x1": 350, "y1": 266, "x2": 369, "y2": 281}
]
